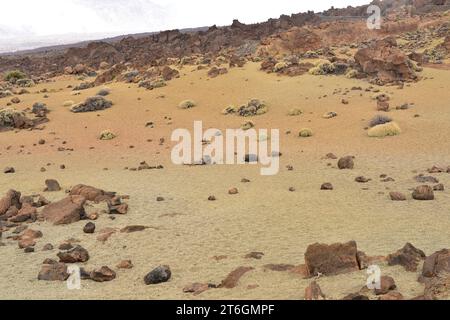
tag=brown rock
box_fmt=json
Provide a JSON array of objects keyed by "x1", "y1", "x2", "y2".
[
  {"x1": 338, "y1": 156, "x2": 354, "y2": 169},
  {"x1": 40, "y1": 195, "x2": 86, "y2": 225},
  {"x1": 90, "y1": 266, "x2": 116, "y2": 282},
  {"x1": 183, "y1": 283, "x2": 210, "y2": 296},
  {"x1": 423, "y1": 274, "x2": 450, "y2": 300},
  {"x1": 304, "y1": 241, "x2": 359, "y2": 276},
  {"x1": 378, "y1": 291, "x2": 404, "y2": 300},
  {"x1": 44, "y1": 179, "x2": 61, "y2": 192},
  {"x1": 120, "y1": 225, "x2": 148, "y2": 233},
  {"x1": 354, "y1": 36, "x2": 418, "y2": 84},
  {"x1": 422, "y1": 249, "x2": 450, "y2": 278},
  {"x1": 263, "y1": 264, "x2": 295, "y2": 272},
  {"x1": 38, "y1": 263, "x2": 69, "y2": 281},
  {"x1": 390, "y1": 192, "x2": 406, "y2": 201},
  {"x1": 70, "y1": 184, "x2": 115, "y2": 202},
  {"x1": 321, "y1": 183, "x2": 334, "y2": 190},
  {"x1": 377, "y1": 100, "x2": 390, "y2": 112},
  {"x1": 342, "y1": 293, "x2": 369, "y2": 300},
  {"x1": 57, "y1": 245, "x2": 90, "y2": 263},
  {"x1": 97, "y1": 229, "x2": 116, "y2": 242},
  {"x1": 374, "y1": 276, "x2": 396, "y2": 295},
  {"x1": 355, "y1": 176, "x2": 371, "y2": 183},
  {"x1": 117, "y1": 260, "x2": 133, "y2": 269},
  {"x1": 228, "y1": 188, "x2": 239, "y2": 195},
  {"x1": 18, "y1": 237, "x2": 36, "y2": 249},
  {"x1": 0, "y1": 190, "x2": 21, "y2": 216},
  {"x1": 221, "y1": 266, "x2": 254, "y2": 288},
  {"x1": 304, "y1": 281, "x2": 325, "y2": 300},
  {"x1": 387, "y1": 243, "x2": 426, "y2": 272},
  {"x1": 244, "y1": 252, "x2": 264, "y2": 260},
  {"x1": 412, "y1": 185, "x2": 434, "y2": 201},
  {"x1": 83, "y1": 222, "x2": 96, "y2": 234},
  {"x1": 11, "y1": 204, "x2": 37, "y2": 223}
]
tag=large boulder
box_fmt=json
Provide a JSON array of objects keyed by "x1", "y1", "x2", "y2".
[
  {"x1": 40, "y1": 195, "x2": 86, "y2": 225},
  {"x1": 422, "y1": 249, "x2": 450, "y2": 278},
  {"x1": 387, "y1": 243, "x2": 426, "y2": 272},
  {"x1": 38, "y1": 263, "x2": 69, "y2": 281},
  {"x1": 354, "y1": 36, "x2": 418, "y2": 84},
  {"x1": 304, "y1": 241, "x2": 360, "y2": 276},
  {"x1": 0, "y1": 189, "x2": 21, "y2": 216}
]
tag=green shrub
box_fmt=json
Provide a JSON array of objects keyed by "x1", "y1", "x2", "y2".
[
  {"x1": 368, "y1": 122, "x2": 401, "y2": 137},
  {"x1": 99, "y1": 130, "x2": 117, "y2": 140},
  {"x1": 299, "y1": 128, "x2": 313, "y2": 137},
  {"x1": 4, "y1": 70, "x2": 26, "y2": 83},
  {"x1": 308, "y1": 60, "x2": 335, "y2": 75},
  {"x1": 287, "y1": 108, "x2": 303, "y2": 116},
  {"x1": 178, "y1": 99, "x2": 196, "y2": 109}
]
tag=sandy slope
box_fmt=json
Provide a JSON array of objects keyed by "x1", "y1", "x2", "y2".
[{"x1": 0, "y1": 62, "x2": 449, "y2": 299}]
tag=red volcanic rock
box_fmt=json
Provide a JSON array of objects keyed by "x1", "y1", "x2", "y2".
[
  {"x1": 38, "y1": 263, "x2": 69, "y2": 281},
  {"x1": 90, "y1": 266, "x2": 116, "y2": 282},
  {"x1": 304, "y1": 241, "x2": 360, "y2": 276},
  {"x1": 304, "y1": 281, "x2": 326, "y2": 300},
  {"x1": 69, "y1": 184, "x2": 115, "y2": 202},
  {"x1": 0, "y1": 190, "x2": 21, "y2": 216},
  {"x1": 57, "y1": 245, "x2": 90, "y2": 263},
  {"x1": 40, "y1": 195, "x2": 86, "y2": 225},
  {"x1": 422, "y1": 249, "x2": 450, "y2": 278},
  {"x1": 220, "y1": 266, "x2": 254, "y2": 288},
  {"x1": 387, "y1": 243, "x2": 426, "y2": 272},
  {"x1": 355, "y1": 36, "x2": 418, "y2": 84}
]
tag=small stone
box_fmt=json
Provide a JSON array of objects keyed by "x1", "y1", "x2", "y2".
[
  {"x1": 355, "y1": 176, "x2": 370, "y2": 183},
  {"x1": 57, "y1": 245, "x2": 90, "y2": 263},
  {"x1": 374, "y1": 276, "x2": 396, "y2": 295},
  {"x1": 208, "y1": 195, "x2": 216, "y2": 201},
  {"x1": 3, "y1": 167, "x2": 15, "y2": 174},
  {"x1": 389, "y1": 192, "x2": 406, "y2": 201},
  {"x1": 42, "y1": 243, "x2": 54, "y2": 251},
  {"x1": 245, "y1": 252, "x2": 264, "y2": 260},
  {"x1": 90, "y1": 266, "x2": 116, "y2": 282},
  {"x1": 83, "y1": 222, "x2": 96, "y2": 234},
  {"x1": 338, "y1": 156, "x2": 354, "y2": 169},
  {"x1": 228, "y1": 188, "x2": 238, "y2": 195},
  {"x1": 144, "y1": 265, "x2": 171, "y2": 285},
  {"x1": 117, "y1": 260, "x2": 133, "y2": 269},
  {"x1": 321, "y1": 183, "x2": 333, "y2": 190},
  {"x1": 44, "y1": 179, "x2": 61, "y2": 192},
  {"x1": 412, "y1": 185, "x2": 434, "y2": 201}
]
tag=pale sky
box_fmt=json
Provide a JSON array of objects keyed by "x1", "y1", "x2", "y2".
[{"x1": 0, "y1": 0, "x2": 370, "y2": 52}]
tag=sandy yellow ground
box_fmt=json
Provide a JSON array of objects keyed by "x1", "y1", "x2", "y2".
[{"x1": 0, "y1": 62, "x2": 449, "y2": 299}]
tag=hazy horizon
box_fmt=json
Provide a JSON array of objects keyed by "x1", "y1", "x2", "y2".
[{"x1": 0, "y1": 0, "x2": 370, "y2": 53}]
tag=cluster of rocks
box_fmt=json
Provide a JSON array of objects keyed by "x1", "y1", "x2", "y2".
[
  {"x1": 354, "y1": 36, "x2": 420, "y2": 85},
  {"x1": 303, "y1": 241, "x2": 450, "y2": 300}
]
